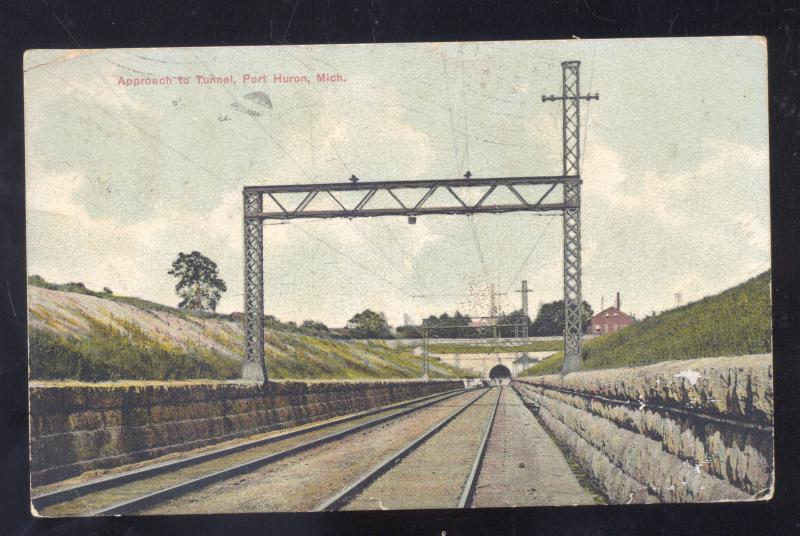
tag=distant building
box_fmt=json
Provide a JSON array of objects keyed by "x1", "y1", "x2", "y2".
[{"x1": 591, "y1": 292, "x2": 634, "y2": 335}]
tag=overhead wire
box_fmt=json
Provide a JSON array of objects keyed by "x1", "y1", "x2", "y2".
[
  {"x1": 53, "y1": 46, "x2": 575, "y2": 320},
  {"x1": 50, "y1": 47, "x2": 421, "y2": 310},
  {"x1": 581, "y1": 46, "x2": 597, "y2": 173},
  {"x1": 287, "y1": 222, "x2": 416, "y2": 298},
  {"x1": 501, "y1": 216, "x2": 556, "y2": 295},
  {"x1": 220, "y1": 46, "x2": 438, "y2": 300},
  {"x1": 442, "y1": 50, "x2": 491, "y2": 286},
  {"x1": 265, "y1": 46, "x2": 435, "y2": 293},
  {"x1": 191, "y1": 51, "x2": 313, "y2": 181}
]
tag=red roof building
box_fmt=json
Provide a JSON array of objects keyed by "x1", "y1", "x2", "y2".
[{"x1": 590, "y1": 293, "x2": 634, "y2": 335}]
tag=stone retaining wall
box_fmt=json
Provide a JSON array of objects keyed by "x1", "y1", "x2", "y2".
[
  {"x1": 513, "y1": 354, "x2": 773, "y2": 504},
  {"x1": 30, "y1": 379, "x2": 463, "y2": 486}
]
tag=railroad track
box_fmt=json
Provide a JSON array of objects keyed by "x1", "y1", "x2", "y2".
[
  {"x1": 32, "y1": 386, "x2": 480, "y2": 516},
  {"x1": 316, "y1": 385, "x2": 502, "y2": 511}
]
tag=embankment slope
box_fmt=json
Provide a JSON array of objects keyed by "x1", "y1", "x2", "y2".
[{"x1": 28, "y1": 285, "x2": 464, "y2": 381}]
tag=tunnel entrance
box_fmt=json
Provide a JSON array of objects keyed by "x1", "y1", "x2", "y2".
[{"x1": 488, "y1": 364, "x2": 512, "y2": 379}]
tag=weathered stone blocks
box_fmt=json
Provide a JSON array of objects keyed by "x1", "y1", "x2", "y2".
[
  {"x1": 519, "y1": 354, "x2": 772, "y2": 424},
  {"x1": 30, "y1": 379, "x2": 462, "y2": 486},
  {"x1": 514, "y1": 354, "x2": 773, "y2": 503},
  {"x1": 518, "y1": 383, "x2": 771, "y2": 495},
  {"x1": 517, "y1": 384, "x2": 753, "y2": 503}
]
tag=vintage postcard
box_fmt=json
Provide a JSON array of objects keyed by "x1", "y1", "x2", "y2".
[{"x1": 24, "y1": 38, "x2": 772, "y2": 515}]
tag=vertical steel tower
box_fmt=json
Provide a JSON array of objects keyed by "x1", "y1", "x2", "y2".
[{"x1": 542, "y1": 61, "x2": 599, "y2": 374}]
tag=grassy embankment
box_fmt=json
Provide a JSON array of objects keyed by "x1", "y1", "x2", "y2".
[
  {"x1": 428, "y1": 340, "x2": 563, "y2": 354},
  {"x1": 28, "y1": 277, "x2": 471, "y2": 382},
  {"x1": 521, "y1": 270, "x2": 772, "y2": 376}
]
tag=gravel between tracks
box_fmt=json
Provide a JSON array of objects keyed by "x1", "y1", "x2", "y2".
[
  {"x1": 471, "y1": 386, "x2": 598, "y2": 507},
  {"x1": 141, "y1": 389, "x2": 486, "y2": 514},
  {"x1": 342, "y1": 387, "x2": 500, "y2": 511}
]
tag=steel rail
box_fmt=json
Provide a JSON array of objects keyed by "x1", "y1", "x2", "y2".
[
  {"x1": 458, "y1": 385, "x2": 502, "y2": 508},
  {"x1": 33, "y1": 386, "x2": 474, "y2": 514},
  {"x1": 85, "y1": 387, "x2": 483, "y2": 516},
  {"x1": 315, "y1": 387, "x2": 498, "y2": 512}
]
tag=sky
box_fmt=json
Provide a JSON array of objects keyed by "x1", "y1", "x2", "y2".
[{"x1": 24, "y1": 37, "x2": 770, "y2": 327}]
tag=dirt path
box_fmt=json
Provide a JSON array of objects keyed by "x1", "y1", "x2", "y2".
[
  {"x1": 141, "y1": 389, "x2": 486, "y2": 514},
  {"x1": 342, "y1": 387, "x2": 500, "y2": 511},
  {"x1": 470, "y1": 386, "x2": 599, "y2": 507}
]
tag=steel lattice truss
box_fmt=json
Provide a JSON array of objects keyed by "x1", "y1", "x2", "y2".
[
  {"x1": 242, "y1": 61, "x2": 598, "y2": 382},
  {"x1": 243, "y1": 176, "x2": 571, "y2": 221}
]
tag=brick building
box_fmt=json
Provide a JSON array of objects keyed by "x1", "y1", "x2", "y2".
[{"x1": 590, "y1": 292, "x2": 634, "y2": 335}]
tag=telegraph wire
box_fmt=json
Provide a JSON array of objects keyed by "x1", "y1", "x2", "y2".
[
  {"x1": 502, "y1": 216, "x2": 556, "y2": 295},
  {"x1": 581, "y1": 46, "x2": 597, "y2": 172},
  {"x1": 441, "y1": 50, "x2": 490, "y2": 286},
  {"x1": 191, "y1": 51, "x2": 313, "y2": 181},
  {"x1": 287, "y1": 222, "x2": 415, "y2": 298}
]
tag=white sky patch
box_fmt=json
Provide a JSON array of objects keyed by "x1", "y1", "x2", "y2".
[{"x1": 734, "y1": 213, "x2": 770, "y2": 253}]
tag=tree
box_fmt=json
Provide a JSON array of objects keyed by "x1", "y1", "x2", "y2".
[
  {"x1": 495, "y1": 309, "x2": 530, "y2": 338},
  {"x1": 420, "y1": 310, "x2": 476, "y2": 338},
  {"x1": 397, "y1": 313, "x2": 422, "y2": 338},
  {"x1": 301, "y1": 320, "x2": 330, "y2": 333},
  {"x1": 530, "y1": 300, "x2": 594, "y2": 336},
  {"x1": 347, "y1": 309, "x2": 392, "y2": 339},
  {"x1": 168, "y1": 251, "x2": 227, "y2": 311},
  {"x1": 396, "y1": 324, "x2": 423, "y2": 338}
]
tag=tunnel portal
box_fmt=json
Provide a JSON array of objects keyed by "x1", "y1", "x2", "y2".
[{"x1": 488, "y1": 364, "x2": 512, "y2": 379}]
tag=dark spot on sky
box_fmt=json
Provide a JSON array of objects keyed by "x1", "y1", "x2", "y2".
[
  {"x1": 243, "y1": 91, "x2": 273, "y2": 109},
  {"x1": 230, "y1": 102, "x2": 261, "y2": 118}
]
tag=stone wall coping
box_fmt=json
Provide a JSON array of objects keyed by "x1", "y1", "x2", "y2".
[
  {"x1": 517, "y1": 353, "x2": 773, "y2": 424},
  {"x1": 522, "y1": 353, "x2": 770, "y2": 382},
  {"x1": 30, "y1": 378, "x2": 458, "y2": 389}
]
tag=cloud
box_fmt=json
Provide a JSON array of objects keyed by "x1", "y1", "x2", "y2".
[
  {"x1": 26, "y1": 169, "x2": 87, "y2": 219},
  {"x1": 734, "y1": 212, "x2": 770, "y2": 252},
  {"x1": 264, "y1": 74, "x2": 438, "y2": 183},
  {"x1": 26, "y1": 167, "x2": 243, "y2": 308},
  {"x1": 576, "y1": 137, "x2": 770, "y2": 318},
  {"x1": 583, "y1": 138, "x2": 768, "y2": 229}
]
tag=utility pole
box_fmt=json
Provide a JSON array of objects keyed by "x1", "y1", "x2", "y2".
[
  {"x1": 487, "y1": 284, "x2": 507, "y2": 339},
  {"x1": 421, "y1": 326, "x2": 430, "y2": 380},
  {"x1": 542, "y1": 61, "x2": 599, "y2": 374},
  {"x1": 489, "y1": 284, "x2": 497, "y2": 339},
  {"x1": 516, "y1": 280, "x2": 533, "y2": 338}
]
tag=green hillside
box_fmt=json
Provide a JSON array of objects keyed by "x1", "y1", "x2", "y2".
[
  {"x1": 28, "y1": 279, "x2": 471, "y2": 382},
  {"x1": 521, "y1": 270, "x2": 772, "y2": 376}
]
